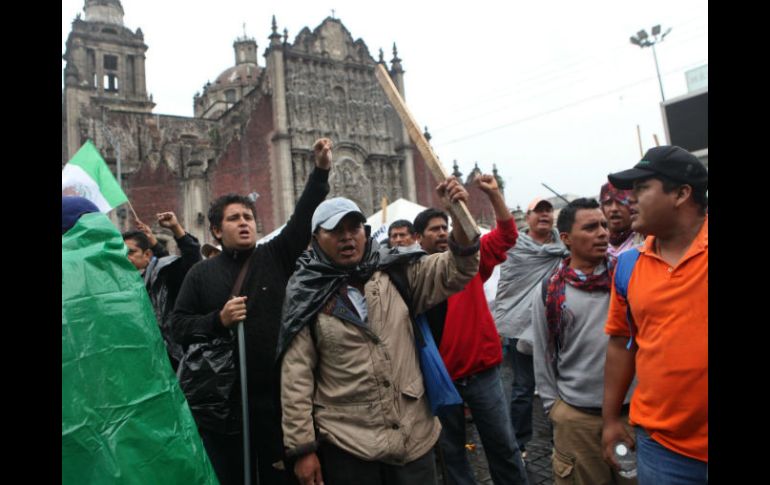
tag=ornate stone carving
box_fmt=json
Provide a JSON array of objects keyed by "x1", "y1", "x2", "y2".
[
  {"x1": 291, "y1": 150, "x2": 315, "y2": 201},
  {"x1": 283, "y1": 19, "x2": 395, "y2": 157},
  {"x1": 329, "y1": 157, "x2": 372, "y2": 214}
]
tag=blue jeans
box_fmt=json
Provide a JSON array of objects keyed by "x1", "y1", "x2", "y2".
[
  {"x1": 509, "y1": 338, "x2": 534, "y2": 451},
  {"x1": 636, "y1": 426, "x2": 707, "y2": 485},
  {"x1": 438, "y1": 366, "x2": 529, "y2": 485}
]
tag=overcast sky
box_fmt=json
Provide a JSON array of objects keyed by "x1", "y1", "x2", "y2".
[{"x1": 62, "y1": 0, "x2": 707, "y2": 210}]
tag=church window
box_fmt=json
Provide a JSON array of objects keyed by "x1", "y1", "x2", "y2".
[
  {"x1": 103, "y1": 55, "x2": 119, "y2": 92},
  {"x1": 126, "y1": 56, "x2": 136, "y2": 94},
  {"x1": 104, "y1": 55, "x2": 118, "y2": 70},
  {"x1": 225, "y1": 89, "x2": 236, "y2": 103},
  {"x1": 104, "y1": 74, "x2": 119, "y2": 92}
]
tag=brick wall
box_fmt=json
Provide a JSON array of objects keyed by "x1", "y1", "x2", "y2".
[
  {"x1": 125, "y1": 159, "x2": 182, "y2": 225},
  {"x1": 412, "y1": 148, "x2": 442, "y2": 209},
  {"x1": 412, "y1": 149, "x2": 499, "y2": 229},
  {"x1": 209, "y1": 95, "x2": 276, "y2": 235}
]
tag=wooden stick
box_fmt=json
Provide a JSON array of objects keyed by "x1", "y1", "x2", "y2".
[
  {"x1": 126, "y1": 201, "x2": 139, "y2": 221},
  {"x1": 381, "y1": 196, "x2": 388, "y2": 224},
  {"x1": 652, "y1": 134, "x2": 660, "y2": 147},
  {"x1": 374, "y1": 64, "x2": 480, "y2": 240},
  {"x1": 636, "y1": 125, "x2": 644, "y2": 157}
]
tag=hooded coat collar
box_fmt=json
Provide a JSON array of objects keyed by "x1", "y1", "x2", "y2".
[{"x1": 275, "y1": 238, "x2": 425, "y2": 360}]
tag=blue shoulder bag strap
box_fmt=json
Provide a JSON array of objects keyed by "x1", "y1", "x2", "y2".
[{"x1": 614, "y1": 248, "x2": 640, "y2": 350}]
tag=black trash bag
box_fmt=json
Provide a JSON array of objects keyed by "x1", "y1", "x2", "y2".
[
  {"x1": 276, "y1": 237, "x2": 425, "y2": 360},
  {"x1": 177, "y1": 333, "x2": 239, "y2": 430},
  {"x1": 146, "y1": 255, "x2": 187, "y2": 369}
]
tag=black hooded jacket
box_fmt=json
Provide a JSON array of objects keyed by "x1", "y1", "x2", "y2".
[
  {"x1": 144, "y1": 232, "x2": 201, "y2": 371},
  {"x1": 170, "y1": 167, "x2": 329, "y2": 434}
]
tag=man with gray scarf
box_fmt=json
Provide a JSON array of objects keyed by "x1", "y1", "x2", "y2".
[{"x1": 494, "y1": 197, "x2": 569, "y2": 458}]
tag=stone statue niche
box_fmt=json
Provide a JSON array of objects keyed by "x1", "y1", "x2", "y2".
[{"x1": 328, "y1": 157, "x2": 372, "y2": 215}]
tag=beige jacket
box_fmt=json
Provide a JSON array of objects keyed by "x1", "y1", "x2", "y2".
[{"x1": 281, "y1": 247, "x2": 479, "y2": 465}]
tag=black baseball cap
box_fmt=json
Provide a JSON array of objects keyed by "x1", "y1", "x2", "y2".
[{"x1": 608, "y1": 145, "x2": 708, "y2": 190}]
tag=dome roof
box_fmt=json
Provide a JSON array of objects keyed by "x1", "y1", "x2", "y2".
[
  {"x1": 84, "y1": 0, "x2": 125, "y2": 25},
  {"x1": 211, "y1": 63, "x2": 260, "y2": 90}
]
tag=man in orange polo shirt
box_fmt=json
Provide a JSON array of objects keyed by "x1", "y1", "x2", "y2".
[{"x1": 601, "y1": 146, "x2": 708, "y2": 485}]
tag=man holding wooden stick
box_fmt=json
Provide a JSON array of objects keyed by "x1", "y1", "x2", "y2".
[
  {"x1": 278, "y1": 178, "x2": 480, "y2": 485},
  {"x1": 415, "y1": 174, "x2": 529, "y2": 485}
]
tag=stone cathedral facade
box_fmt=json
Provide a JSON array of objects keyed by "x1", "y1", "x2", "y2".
[{"x1": 63, "y1": 1, "x2": 499, "y2": 245}]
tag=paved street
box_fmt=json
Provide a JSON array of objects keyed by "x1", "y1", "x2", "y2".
[{"x1": 441, "y1": 351, "x2": 555, "y2": 484}]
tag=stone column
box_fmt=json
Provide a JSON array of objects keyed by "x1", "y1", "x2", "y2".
[
  {"x1": 65, "y1": 90, "x2": 82, "y2": 160},
  {"x1": 136, "y1": 54, "x2": 147, "y2": 97},
  {"x1": 96, "y1": 51, "x2": 105, "y2": 95},
  {"x1": 183, "y1": 160, "x2": 209, "y2": 242},
  {"x1": 267, "y1": 17, "x2": 295, "y2": 226}
]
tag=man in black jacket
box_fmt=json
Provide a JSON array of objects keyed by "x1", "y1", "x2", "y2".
[
  {"x1": 171, "y1": 138, "x2": 333, "y2": 485},
  {"x1": 123, "y1": 211, "x2": 201, "y2": 371}
]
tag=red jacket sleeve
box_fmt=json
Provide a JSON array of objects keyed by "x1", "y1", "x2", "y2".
[{"x1": 479, "y1": 218, "x2": 518, "y2": 282}]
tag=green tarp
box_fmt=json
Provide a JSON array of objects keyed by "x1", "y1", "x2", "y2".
[{"x1": 62, "y1": 213, "x2": 218, "y2": 485}]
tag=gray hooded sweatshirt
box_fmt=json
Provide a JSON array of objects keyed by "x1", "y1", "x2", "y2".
[
  {"x1": 531, "y1": 263, "x2": 635, "y2": 413},
  {"x1": 493, "y1": 228, "x2": 568, "y2": 339}
]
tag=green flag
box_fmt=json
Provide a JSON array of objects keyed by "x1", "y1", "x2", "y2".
[
  {"x1": 62, "y1": 139, "x2": 128, "y2": 212},
  {"x1": 62, "y1": 213, "x2": 218, "y2": 485}
]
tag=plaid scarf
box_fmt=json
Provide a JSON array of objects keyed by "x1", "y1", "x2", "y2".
[{"x1": 544, "y1": 256, "x2": 614, "y2": 364}]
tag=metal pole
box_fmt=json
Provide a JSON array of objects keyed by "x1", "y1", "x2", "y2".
[
  {"x1": 651, "y1": 43, "x2": 665, "y2": 102},
  {"x1": 237, "y1": 322, "x2": 254, "y2": 485},
  {"x1": 115, "y1": 135, "x2": 122, "y2": 189},
  {"x1": 102, "y1": 124, "x2": 131, "y2": 227},
  {"x1": 540, "y1": 183, "x2": 571, "y2": 205}
]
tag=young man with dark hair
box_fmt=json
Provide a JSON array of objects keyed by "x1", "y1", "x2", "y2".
[
  {"x1": 494, "y1": 197, "x2": 568, "y2": 459},
  {"x1": 171, "y1": 138, "x2": 333, "y2": 485},
  {"x1": 412, "y1": 208, "x2": 447, "y2": 237},
  {"x1": 388, "y1": 219, "x2": 417, "y2": 248},
  {"x1": 602, "y1": 146, "x2": 708, "y2": 484},
  {"x1": 599, "y1": 182, "x2": 643, "y2": 258},
  {"x1": 415, "y1": 175, "x2": 529, "y2": 485},
  {"x1": 279, "y1": 178, "x2": 480, "y2": 485},
  {"x1": 532, "y1": 198, "x2": 636, "y2": 485},
  {"x1": 123, "y1": 211, "x2": 201, "y2": 371}
]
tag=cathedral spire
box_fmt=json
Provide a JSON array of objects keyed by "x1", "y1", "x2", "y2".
[
  {"x1": 493, "y1": 164, "x2": 505, "y2": 191},
  {"x1": 390, "y1": 43, "x2": 403, "y2": 73},
  {"x1": 234, "y1": 24, "x2": 257, "y2": 65},
  {"x1": 269, "y1": 15, "x2": 282, "y2": 46},
  {"x1": 452, "y1": 160, "x2": 462, "y2": 179}
]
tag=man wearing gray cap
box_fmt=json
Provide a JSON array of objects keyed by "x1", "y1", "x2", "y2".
[
  {"x1": 171, "y1": 138, "x2": 333, "y2": 485},
  {"x1": 494, "y1": 196, "x2": 568, "y2": 459},
  {"x1": 601, "y1": 146, "x2": 708, "y2": 484},
  {"x1": 277, "y1": 179, "x2": 480, "y2": 485}
]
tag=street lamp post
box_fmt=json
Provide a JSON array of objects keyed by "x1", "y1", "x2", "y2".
[{"x1": 630, "y1": 24, "x2": 672, "y2": 102}]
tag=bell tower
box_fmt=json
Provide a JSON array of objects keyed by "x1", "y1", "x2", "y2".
[{"x1": 62, "y1": 0, "x2": 155, "y2": 159}]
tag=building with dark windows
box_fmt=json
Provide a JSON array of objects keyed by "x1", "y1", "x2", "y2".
[{"x1": 63, "y1": 1, "x2": 502, "y2": 244}]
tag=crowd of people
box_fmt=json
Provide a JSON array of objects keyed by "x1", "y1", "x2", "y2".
[{"x1": 62, "y1": 140, "x2": 708, "y2": 485}]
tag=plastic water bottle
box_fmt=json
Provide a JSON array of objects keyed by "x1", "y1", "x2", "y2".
[{"x1": 614, "y1": 442, "x2": 637, "y2": 478}]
